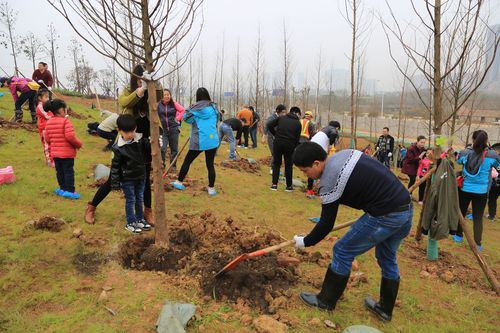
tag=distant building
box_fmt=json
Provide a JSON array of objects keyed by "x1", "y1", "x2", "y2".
[{"x1": 456, "y1": 107, "x2": 500, "y2": 124}]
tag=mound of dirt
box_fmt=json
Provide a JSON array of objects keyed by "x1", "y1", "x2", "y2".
[
  {"x1": 118, "y1": 211, "x2": 300, "y2": 312},
  {"x1": 257, "y1": 156, "x2": 272, "y2": 166},
  {"x1": 219, "y1": 159, "x2": 261, "y2": 174},
  {"x1": 88, "y1": 178, "x2": 107, "y2": 188},
  {"x1": 0, "y1": 118, "x2": 38, "y2": 132},
  {"x1": 66, "y1": 107, "x2": 87, "y2": 119},
  {"x1": 72, "y1": 251, "x2": 107, "y2": 275},
  {"x1": 163, "y1": 175, "x2": 206, "y2": 193},
  {"x1": 401, "y1": 241, "x2": 492, "y2": 291},
  {"x1": 32, "y1": 216, "x2": 65, "y2": 232}
]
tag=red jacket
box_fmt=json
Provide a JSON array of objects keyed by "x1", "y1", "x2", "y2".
[
  {"x1": 402, "y1": 143, "x2": 424, "y2": 176},
  {"x1": 32, "y1": 69, "x2": 54, "y2": 87},
  {"x1": 36, "y1": 102, "x2": 53, "y2": 132},
  {"x1": 45, "y1": 116, "x2": 82, "y2": 159}
]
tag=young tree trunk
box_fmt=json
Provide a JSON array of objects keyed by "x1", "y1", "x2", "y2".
[
  {"x1": 141, "y1": 0, "x2": 167, "y2": 247},
  {"x1": 432, "y1": 0, "x2": 442, "y2": 138},
  {"x1": 349, "y1": 0, "x2": 357, "y2": 148}
]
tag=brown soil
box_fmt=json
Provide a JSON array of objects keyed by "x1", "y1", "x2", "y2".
[
  {"x1": 118, "y1": 211, "x2": 300, "y2": 313},
  {"x1": 72, "y1": 251, "x2": 107, "y2": 275},
  {"x1": 66, "y1": 107, "x2": 87, "y2": 119},
  {"x1": 163, "y1": 175, "x2": 206, "y2": 193},
  {"x1": 219, "y1": 159, "x2": 261, "y2": 174},
  {"x1": 257, "y1": 156, "x2": 272, "y2": 166},
  {"x1": 0, "y1": 118, "x2": 38, "y2": 132},
  {"x1": 336, "y1": 135, "x2": 372, "y2": 151},
  {"x1": 33, "y1": 216, "x2": 65, "y2": 232},
  {"x1": 401, "y1": 240, "x2": 493, "y2": 292},
  {"x1": 88, "y1": 178, "x2": 108, "y2": 189}
]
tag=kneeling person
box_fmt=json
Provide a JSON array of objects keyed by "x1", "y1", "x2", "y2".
[{"x1": 293, "y1": 142, "x2": 412, "y2": 321}]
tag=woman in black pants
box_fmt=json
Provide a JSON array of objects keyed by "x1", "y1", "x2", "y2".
[
  {"x1": 170, "y1": 88, "x2": 220, "y2": 196},
  {"x1": 85, "y1": 64, "x2": 161, "y2": 225},
  {"x1": 454, "y1": 130, "x2": 500, "y2": 251}
]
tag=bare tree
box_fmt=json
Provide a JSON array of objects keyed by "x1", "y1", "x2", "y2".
[
  {"x1": 218, "y1": 33, "x2": 225, "y2": 105},
  {"x1": 341, "y1": 0, "x2": 372, "y2": 148},
  {"x1": 232, "y1": 39, "x2": 241, "y2": 112},
  {"x1": 314, "y1": 47, "x2": 322, "y2": 126},
  {"x1": 254, "y1": 26, "x2": 263, "y2": 112},
  {"x1": 0, "y1": 1, "x2": 19, "y2": 76},
  {"x1": 327, "y1": 63, "x2": 334, "y2": 122},
  {"x1": 46, "y1": 23, "x2": 60, "y2": 88},
  {"x1": 48, "y1": 0, "x2": 203, "y2": 248},
  {"x1": 68, "y1": 38, "x2": 84, "y2": 93},
  {"x1": 20, "y1": 32, "x2": 44, "y2": 72},
  {"x1": 281, "y1": 20, "x2": 292, "y2": 106}
]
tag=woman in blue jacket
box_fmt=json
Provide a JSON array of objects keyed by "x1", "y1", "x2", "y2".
[
  {"x1": 454, "y1": 130, "x2": 500, "y2": 251},
  {"x1": 170, "y1": 87, "x2": 220, "y2": 196}
]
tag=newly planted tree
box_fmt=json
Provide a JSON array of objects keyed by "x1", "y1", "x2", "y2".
[{"x1": 48, "y1": 0, "x2": 203, "y2": 248}]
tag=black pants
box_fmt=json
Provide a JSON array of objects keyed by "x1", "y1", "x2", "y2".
[
  {"x1": 272, "y1": 140, "x2": 295, "y2": 187},
  {"x1": 457, "y1": 189, "x2": 487, "y2": 246},
  {"x1": 97, "y1": 128, "x2": 118, "y2": 149},
  {"x1": 418, "y1": 180, "x2": 428, "y2": 202},
  {"x1": 54, "y1": 158, "x2": 75, "y2": 192},
  {"x1": 407, "y1": 175, "x2": 417, "y2": 190},
  {"x1": 15, "y1": 90, "x2": 36, "y2": 118},
  {"x1": 91, "y1": 163, "x2": 151, "y2": 208},
  {"x1": 178, "y1": 148, "x2": 217, "y2": 187},
  {"x1": 240, "y1": 126, "x2": 250, "y2": 147},
  {"x1": 307, "y1": 178, "x2": 314, "y2": 191},
  {"x1": 488, "y1": 186, "x2": 499, "y2": 218}
]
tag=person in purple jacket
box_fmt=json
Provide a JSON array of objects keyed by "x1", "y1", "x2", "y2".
[{"x1": 0, "y1": 76, "x2": 37, "y2": 123}]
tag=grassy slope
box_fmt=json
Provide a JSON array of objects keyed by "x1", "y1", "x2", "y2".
[{"x1": 0, "y1": 88, "x2": 499, "y2": 333}]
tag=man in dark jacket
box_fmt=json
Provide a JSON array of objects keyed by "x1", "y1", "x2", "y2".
[
  {"x1": 401, "y1": 136, "x2": 427, "y2": 189},
  {"x1": 111, "y1": 115, "x2": 152, "y2": 233},
  {"x1": 267, "y1": 106, "x2": 302, "y2": 191},
  {"x1": 375, "y1": 127, "x2": 395, "y2": 168},
  {"x1": 249, "y1": 106, "x2": 260, "y2": 148},
  {"x1": 263, "y1": 104, "x2": 287, "y2": 172},
  {"x1": 293, "y1": 142, "x2": 412, "y2": 322}
]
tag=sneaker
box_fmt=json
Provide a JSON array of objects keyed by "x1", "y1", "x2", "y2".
[
  {"x1": 453, "y1": 235, "x2": 463, "y2": 243},
  {"x1": 306, "y1": 189, "x2": 316, "y2": 199},
  {"x1": 308, "y1": 217, "x2": 320, "y2": 223},
  {"x1": 207, "y1": 187, "x2": 217, "y2": 196},
  {"x1": 285, "y1": 186, "x2": 294, "y2": 192},
  {"x1": 125, "y1": 223, "x2": 142, "y2": 233},
  {"x1": 54, "y1": 188, "x2": 64, "y2": 196},
  {"x1": 62, "y1": 191, "x2": 81, "y2": 200},
  {"x1": 466, "y1": 213, "x2": 473, "y2": 220},
  {"x1": 477, "y1": 245, "x2": 484, "y2": 252},
  {"x1": 487, "y1": 215, "x2": 494, "y2": 221},
  {"x1": 244, "y1": 146, "x2": 248, "y2": 149},
  {"x1": 170, "y1": 180, "x2": 185, "y2": 190},
  {"x1": 229, "y1": 157, "x2": 237, "y2": 161},
  {"x1": 270, "y1": 184, "x2": 278, "y2": 191},
  {"x1": 136, "y1": 219, "x2": 151, "y2": 231},
  {"x1": 418, "y1": 201, "x2": 423, "y2": 206}
]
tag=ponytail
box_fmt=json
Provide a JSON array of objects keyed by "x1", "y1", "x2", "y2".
[
  {"x1": 43, "y1": 99, "x2": 67, "y2": 115},
  {"x1": 472, "y1": 130, "x2": 488, "y2": 155}
]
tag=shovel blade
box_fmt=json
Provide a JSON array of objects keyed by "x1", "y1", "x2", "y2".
[{"x1": 214, "y1": 254, "x2": 249, "y2": 278}]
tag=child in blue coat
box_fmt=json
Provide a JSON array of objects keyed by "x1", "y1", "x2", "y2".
[{"x1": 171, "y1": 87, "x2": 220, "y2": 196}]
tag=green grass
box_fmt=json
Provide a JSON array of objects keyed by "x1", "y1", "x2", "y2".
[{"x1": 0, "y1": 87, "x2": 499, "y2": 332}]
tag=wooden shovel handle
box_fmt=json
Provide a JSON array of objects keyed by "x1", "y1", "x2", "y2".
[{"x1": 249, "y1": 240, "x2": 295, "y2": 257}]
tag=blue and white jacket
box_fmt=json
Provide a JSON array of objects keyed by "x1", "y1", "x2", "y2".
[
  {"x1": 183, "y1": 100, "x2": 220, "y2": 151},
  {"x1": 457, "y1": 147, "x2": 500, "y2": 194}
]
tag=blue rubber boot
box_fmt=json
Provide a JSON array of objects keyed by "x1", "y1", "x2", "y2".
[{"x1": 452, "y1": 235, "x2": 463, "y2": 243}]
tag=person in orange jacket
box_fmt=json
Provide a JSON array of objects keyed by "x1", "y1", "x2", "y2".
[{"x1": 236, "y1": 106, "x2": 253, "y2": 148}]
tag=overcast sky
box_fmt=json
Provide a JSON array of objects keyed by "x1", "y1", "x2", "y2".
[{"x1": 1, "y1": 0, "x2": 499, "y2": 92}]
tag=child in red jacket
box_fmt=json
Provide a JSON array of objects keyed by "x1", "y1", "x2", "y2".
[
  {"x1": 36, "y1": 89, "x2": 54, "y2": 167},
  {"x1": 44, "y1": 99, "x2": 83, "y2": 199},
  {"x1": 416, "y1": 149, "x2": 433, "y2": 205}
]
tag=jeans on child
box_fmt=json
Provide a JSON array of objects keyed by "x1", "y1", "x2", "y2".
[
  {"x1": 53, "y1": 158, "x2": 75, "y2": 192},
  {"x1": 330, "y1": 205, "x2": 413, "y2": 280},
  {"x1": 122, "y1": 179, "x2": 146, "y2": 224},
  {"x1": 218, "y1": 122, "x2": 236, "y2": 160}
]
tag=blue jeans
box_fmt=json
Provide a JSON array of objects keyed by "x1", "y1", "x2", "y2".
[
  {"x1": 161, "y1": 128, "x2": 180, "y2": 166},
  {"x1": 331, "y1": 205, "x2": 413, "y2": 280},
  {"x1": 250, "y1": 126, "x2": 258, "y2": 148},
  {"x1": 378, "y1": 152, "x2": 391, "y2": 168},
  {"x1": 218, "y1": 122, "x2": 236, "y2": 160},
  {"x1": 122, "y1": 179, "x2": 146, "y2": 224}
]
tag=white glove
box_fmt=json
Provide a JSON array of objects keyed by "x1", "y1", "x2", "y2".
[
  {"x1": 142, "y1": 72, "x2": 152, "y2": 81},
  {"x1": 141, "y1": 80, "x2": 147, "y2": 90},
  {"x1": 37, "y1": 80, "x2": 44, "y2": 84},
  {"x1": 294, "y1": 235, "x2": 305, "y2": 249},
  {"x1": 48, "y1": 87, "x2": 52, "y2": 91},
  {"x1": 388, "y1": 152, "x2": 392, "y2": 157}
]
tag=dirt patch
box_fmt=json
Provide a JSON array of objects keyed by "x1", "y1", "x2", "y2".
[
  {"x1": 401, "y1": 240, "x2": 493, "y2": 292},
  {"x1": 0, "y1": 117, "x2": 38, "y2": 132},
  {"x1": 219, "y1": 159, "x2": 261, "y2": 174},
  {"x1": 67, "y1": 107, "x2": 87, "y2": 119},
  {"x1": 32, "y1": 216, "x2": 66, "y2": 232},
  {"x1": 257, "y1": 156, "x2": 273, "y2": 167},
  {"x1": 118, "y1": 211, "x2": 300, "y2": 313},
  {"x1": 72, "y1": 251, "x2": 107, "y2": 275},
  {"x1": 88, "y1": 178, "x2": 108, "y2": 189},
  {"x1": 163, "y1": 174, "x2": 206, "y2": 193}
]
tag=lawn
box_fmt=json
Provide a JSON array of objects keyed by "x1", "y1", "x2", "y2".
[{"x1": 0, "y1": 88, "x2": 498, "y2": 332}]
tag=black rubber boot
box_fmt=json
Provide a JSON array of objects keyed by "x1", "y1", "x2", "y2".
[
  {"x1": 365, "y1": 277, "x2": 400, "y2": 322},
  {"x1": 14, "y1": 110, "x2": 23, "y2": 123},
  {"x1": 31, "y1": 113, "x2": 37, "y2": 124},
  {"x1": 299, "y1": 268, "x2": 349, "y2": 311}
]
